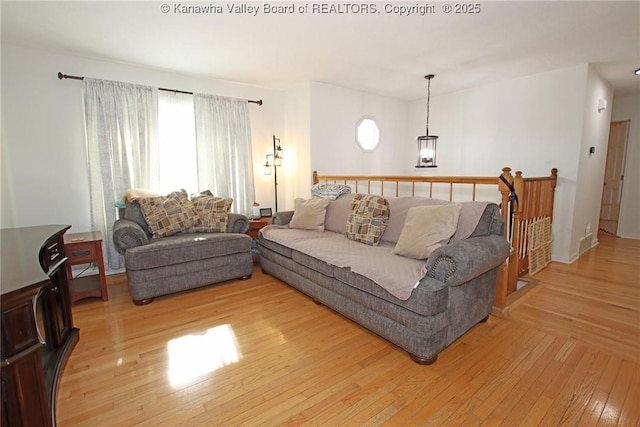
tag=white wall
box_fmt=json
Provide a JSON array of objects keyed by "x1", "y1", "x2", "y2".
[
  {"x1": 574, "y1": 66, "x2": 613, "y2": 252},
  {"x1": 309, "y1": 82, "x2": 410, "y2": 176},
  {"x1": 611, "y1": 96, "x2": 640, "y2": 239},
  {"x1": 406, "y1": 65, "x2": 590, "y2": 262},
  {"x1": 1, "y1": 42, "x2": 284, "y2": 232},
  {"x1": 278, "y1": 83, "x2": 311, "y2": 212}
]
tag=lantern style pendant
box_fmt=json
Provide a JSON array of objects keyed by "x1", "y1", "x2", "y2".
[{"x1": 416, "y1": 74, "x2": 438, "y2": 168}]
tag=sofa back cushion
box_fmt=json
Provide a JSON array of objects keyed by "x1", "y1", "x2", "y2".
[
  {"x1": 381, "y1": 197, "x2": 449, "y2": 244},
  {"x1": 324, "y1": 193, "x2": 355, "y2": 233},
  {"x1": 344, "y1": 194, "x2": 390, "y2": 246},
  {"x1": 324, "y1": 194, "x2": 502, "y2": 244}
]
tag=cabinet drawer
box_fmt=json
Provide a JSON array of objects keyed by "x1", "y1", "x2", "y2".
[
  {"x1": 66, "y1": 242, "x2": 97, "y2": 264},
  {"x1": 1, "y1": 300, "x2": 39, "y2": 358}
]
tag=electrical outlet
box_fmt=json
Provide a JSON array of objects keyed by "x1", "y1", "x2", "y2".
[{"x1": 585, "y1": 223, "x2": 591, "y2": 235}]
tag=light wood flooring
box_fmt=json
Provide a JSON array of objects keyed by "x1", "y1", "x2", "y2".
[{"x1": 57, "y1": 235, "x2": 639, "y2": 426}]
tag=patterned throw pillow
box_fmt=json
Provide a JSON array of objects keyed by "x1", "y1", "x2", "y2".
[
  {"x1": 345, "y1": 194, "x2": 390, "y2": 246},
  {"x1": 139, "y1": 191, "x2": 200, "y2": 238},
  {"x1": 191, "y1": 195, "x2": 233, "y2": 233}
]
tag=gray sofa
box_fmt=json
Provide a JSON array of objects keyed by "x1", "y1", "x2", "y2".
[
  {"x1": 113, "y1": 201, "x2": 253, "y2": 304},
  {"x1": 258, "y1": 195, "x2": 510, "y2": 364}
]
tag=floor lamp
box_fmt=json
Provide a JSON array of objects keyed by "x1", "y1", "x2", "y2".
[{"x1": 263, "y1": 135, "x2": 283, "y2": 212}]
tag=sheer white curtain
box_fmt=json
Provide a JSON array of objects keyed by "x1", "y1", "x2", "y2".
[
  {"x1": 193, "y1": 94, "x2": 255, "y2": 215},
  {"x1": 83, "y1": 78, "x2": 158, "y2": 270}
]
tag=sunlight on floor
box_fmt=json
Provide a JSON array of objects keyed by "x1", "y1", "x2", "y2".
[{"x1": 167, "y1": 324, "x2": 241, "y2": 387}]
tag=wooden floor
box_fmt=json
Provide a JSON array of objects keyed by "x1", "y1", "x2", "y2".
[{"x1": 57, "y1": 235, "x2": 639, "y2": 426}]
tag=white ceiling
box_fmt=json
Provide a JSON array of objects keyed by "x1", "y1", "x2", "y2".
[{"x1": 2, "y1": 1, "x2": 639, "y2": 100}]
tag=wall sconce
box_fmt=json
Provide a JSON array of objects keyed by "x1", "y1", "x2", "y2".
[
  {"x1": 416, "y1": 74, "x2": 438, "y2": 168},
  {"x1": 263, "y1": 135, "x2": 283, "y2": 211}
]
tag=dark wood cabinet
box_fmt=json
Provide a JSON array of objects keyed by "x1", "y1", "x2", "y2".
[{"x1": 1, "y1": 225, "x2": 79, "y2": 427}]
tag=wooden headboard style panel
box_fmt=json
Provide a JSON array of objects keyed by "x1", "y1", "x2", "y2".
[{"x1": 313, "y1": 167, "x2": 558, "y2": 313}]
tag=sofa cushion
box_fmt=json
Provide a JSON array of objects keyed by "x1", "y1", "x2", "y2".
[
  {"x1": 139, "y1": 192, "x2": 199, "y2": 238},
  {"x1": 292, "y1": 250, "x2": 336, "y2": 277},
  {"x1": 261, "y1": 226, "x2": 425, "y2": 300},
  {"x1": 190, "y1": 195, "x2": 233, "y2": 233},
  {"x1": 332, "y1": 266, "x2": 449, "y2": 317},
  {"x1": 345, "y1": 194, "x2": 390, "y2": 246},
  {"x1": 258, "y1": 232, "x2": 294, "y2": 258},
  {"x1": 324, "y1": 193, "x2": 355, "y2": 233},
  {"x1": 125, "y1": 233, "x2": 250, "y2": 270},
  {"x1": 290, "y1": 197, "x2": 330, "y2": 231},
  {"x1": 393, "y1": 203, "x2": 462, "y2": 259}
]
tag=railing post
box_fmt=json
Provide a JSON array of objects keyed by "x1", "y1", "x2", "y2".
[
  {"x1": 549, "y1": 168, "x2": 558, "y2": 219},
  {"x1": 498, "y1": 167, "x2": 513, "y2": 231},
  {"x1": 495, "y1": 167, "x2": 514, "y2": 312},
  {"x1": 509, "y1": 171, "x2": 524, "y2": 294}
]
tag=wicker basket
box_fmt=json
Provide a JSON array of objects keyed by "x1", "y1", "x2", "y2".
[{"x1": 528, "y1": 217, "x2": 552, "y2": 275}]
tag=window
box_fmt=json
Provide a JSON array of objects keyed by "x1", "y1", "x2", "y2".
[
  {"x1": 356, "y1": 116, "x2": 380, "y2": 152},
  {"x1": 158, "y1": 92, "x2": 198, "y2": 195}
]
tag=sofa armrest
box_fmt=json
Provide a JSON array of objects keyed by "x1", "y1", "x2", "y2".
[
  {"x1": 113, "y1": 219, "x2": 150, "y2": 255},
  {"x1": 424, "y1": 235, "x2": 510, "y2": 287},
  {"x1": 227, "y1": 213, "x2": 249, "y2": 233},
  {"x1": 272, "y1": 211, "x2": 294, "y2": 226}
]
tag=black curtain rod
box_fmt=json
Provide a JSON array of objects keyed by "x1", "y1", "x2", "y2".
[{"x1": 57, "y1": 72, "x2": 263, "y2": 106}]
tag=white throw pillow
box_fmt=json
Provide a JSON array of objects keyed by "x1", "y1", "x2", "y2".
[{"x1": 393, "y1": 203, "x2": 462, "y2": 259}]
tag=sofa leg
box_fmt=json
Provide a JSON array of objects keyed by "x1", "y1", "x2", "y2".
[
  {"x1": 479, "y1": 315, "x2": 490, "y2": 323},
  {"x1": 239, "y1": 274, "x2": 252, "y2": 280},
  {"x1": 134, "y1": 298, "x2": 154, "y2": 305},
  {"x1": 410, "y1": 353, "x2": 438, "y2": 365}
]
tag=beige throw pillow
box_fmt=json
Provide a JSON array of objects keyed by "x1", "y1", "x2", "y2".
[
  {"x1": 191, "y1": 195, "x2": 233, "y2": 233},
  {"x1": 290, "y1": 197, "x2": 330, "y2": 231},
  {"x1": 393, "y1": 203, "x2": 462, "y2": 259}
]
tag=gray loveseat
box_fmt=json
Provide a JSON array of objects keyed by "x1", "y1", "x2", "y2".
[
  {"x1": 113, "y1": 200, "x2": 253, "y2": 305},
  {"x1": 258, "y1": 194, "x2": 510, "y2": 364}
]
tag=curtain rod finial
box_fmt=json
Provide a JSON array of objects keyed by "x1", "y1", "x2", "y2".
[{"x1": 58, "y1": 72, "x2": 64, "y2": 80}]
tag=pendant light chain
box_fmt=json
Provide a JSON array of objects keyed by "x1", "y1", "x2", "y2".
[{"x1": 425, "y1": 74, "x2": 433, "y2": 136}]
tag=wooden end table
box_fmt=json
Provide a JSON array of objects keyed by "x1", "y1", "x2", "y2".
[
  {"x1": 248, "y1": 218, "x2": 271, "y2": 263},
  {"x1": 63, "y1": 231, "x2": 108, "y2": 302}
]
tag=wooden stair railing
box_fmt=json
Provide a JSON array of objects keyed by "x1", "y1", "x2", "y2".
[{"x1": 497, "y1": 168, "x2": 558, "y2": 311}]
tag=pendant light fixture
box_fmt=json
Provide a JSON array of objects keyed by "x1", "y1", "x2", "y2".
[{"x1": 416, "y1": 74, "x2": 438, "y2": 168}]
